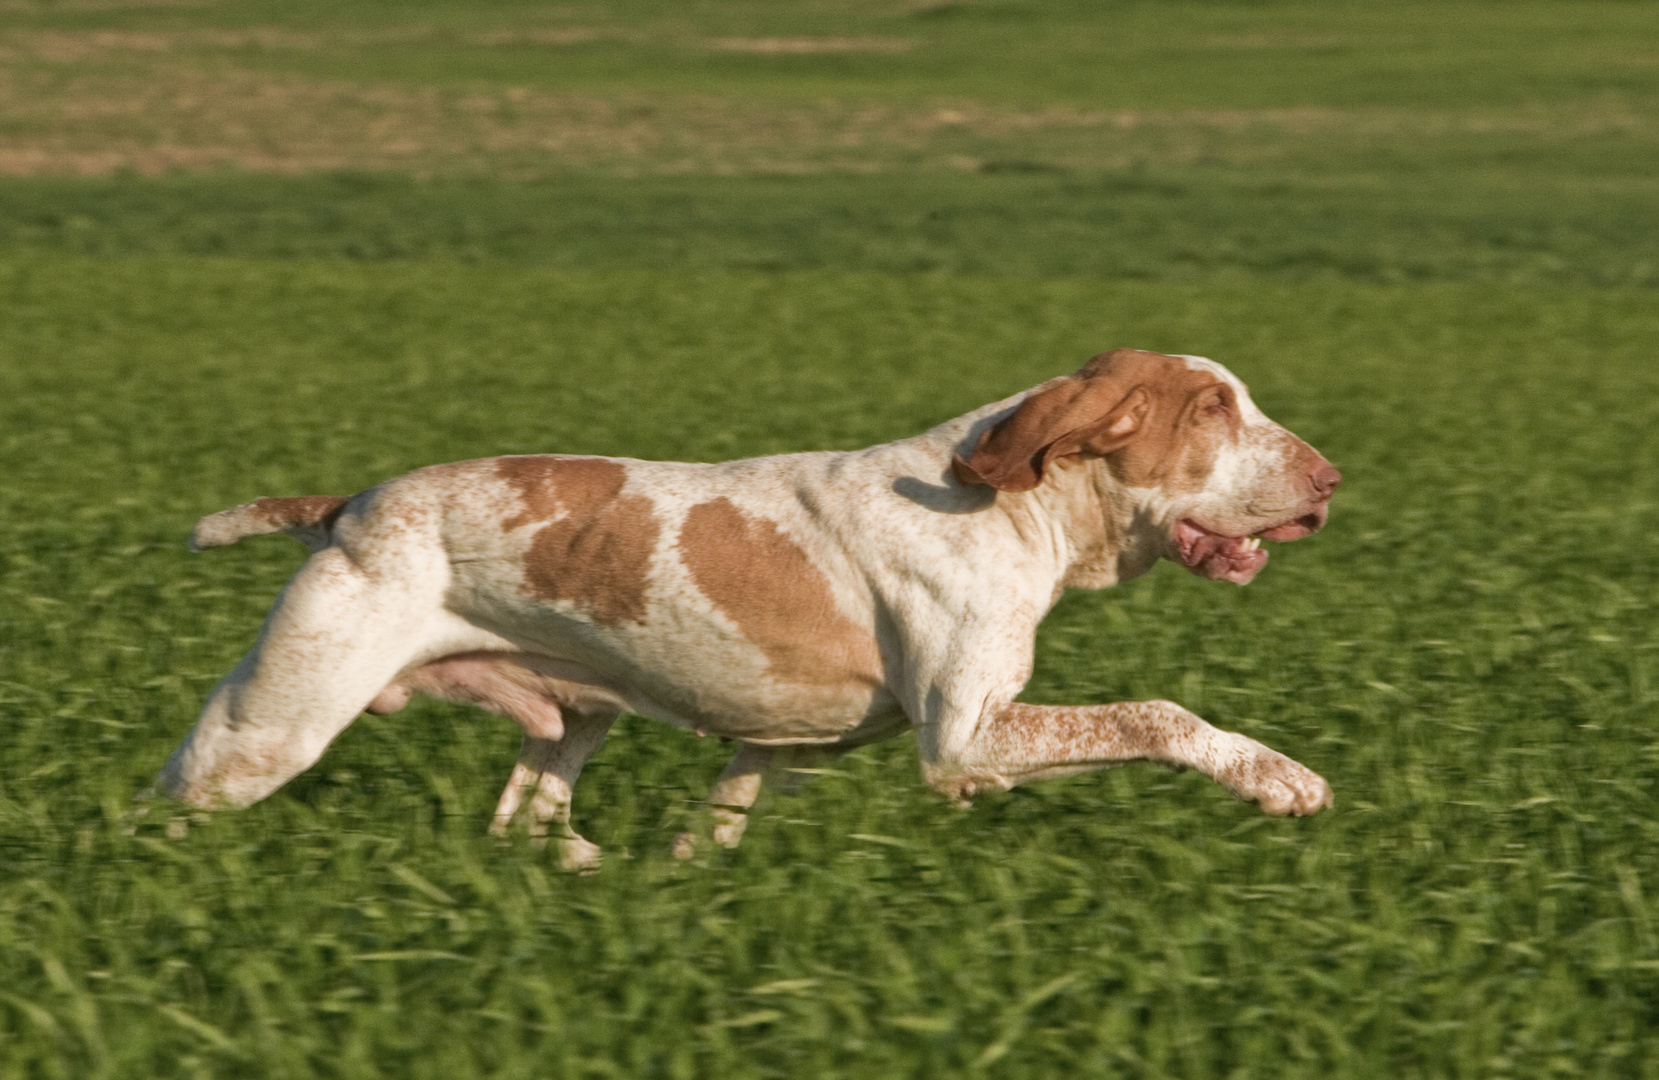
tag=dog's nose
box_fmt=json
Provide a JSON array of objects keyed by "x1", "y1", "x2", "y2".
[{"x1": 1309, "y1": 462, "x2": 1342, "y2": 499}]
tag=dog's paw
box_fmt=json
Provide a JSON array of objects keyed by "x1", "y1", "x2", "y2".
[
  {"x1": 1220, "y1": 739, "x2": 1333, "y2": 817},
  {"x1": 555, "y1": 836, "x2": 603, "y2": 874},
  {"x1": 671, "y1": 808, "x2": 750, "y2": 861}
]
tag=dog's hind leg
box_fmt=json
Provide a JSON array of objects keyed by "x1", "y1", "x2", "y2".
[
  {"x1": 157, "y1": 533, "x2": 459, "y2": 808},
  {"x1": 490, "y1": 711, "x2": 616, "y2": 872},
  {"x1": 490, "y1": 737, "x2": 554, "y2": 836}
]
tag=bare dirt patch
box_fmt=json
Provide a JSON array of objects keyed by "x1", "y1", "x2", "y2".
[
  {"x1": 0, "y1": 52, "x2": 1648, "y2": 177},
  {"x1": 0, "y1": 26, "x2": 442, "y2": 61},
  {"x1": 0, "y1": 0, "x2": 204, "y2": 9},
  {"x1": 1198, "y1": 32, "x2": 1362, "y2": 51},
  {"x1": 471, "y1": 28, "x2": 610, "y2": 48},
  {"x1": 708, "y1": 37, "x2": 912, "y2": 55}
]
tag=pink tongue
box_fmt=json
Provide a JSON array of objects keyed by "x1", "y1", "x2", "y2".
[{"x1": 1175, "y1": 521, "x2": 1268, "y2": 585}]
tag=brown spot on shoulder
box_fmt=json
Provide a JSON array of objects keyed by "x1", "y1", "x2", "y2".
[
  {"x1": 495, "y1": 456, "x2": 659, "y2": 624},
  {"x1": 677, "y1": 497, "x2": 882, "y2": 688}
]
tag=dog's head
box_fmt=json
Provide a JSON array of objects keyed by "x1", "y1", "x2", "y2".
[{"x1": 953, "y1": 349, "x2": 1339, "y2": 584}]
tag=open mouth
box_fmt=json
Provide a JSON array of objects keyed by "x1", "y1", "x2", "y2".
[{"x1": 1173, "y1": 510, "x2": 1325, "y2": 585}]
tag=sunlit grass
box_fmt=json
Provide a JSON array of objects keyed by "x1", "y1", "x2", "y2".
[{"x1": 3, "y1": 256, "x2": 1659, "y2": 1076}]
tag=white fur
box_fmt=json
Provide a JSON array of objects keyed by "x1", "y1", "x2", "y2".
[{"x1": 157, "y1": 353, "x2": 1338, "y2": 864}]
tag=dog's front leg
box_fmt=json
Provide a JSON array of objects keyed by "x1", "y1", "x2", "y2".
[
  {"x1": 921, "y1": 699, "x2": 1332, "y2": 816},
  {"x1": 671, "y1": 743, "x2": 774, "y2": 859}
]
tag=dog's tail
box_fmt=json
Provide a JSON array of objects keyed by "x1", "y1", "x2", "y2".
[{"x1": 190, "y1": 495, "x2": 351, "y2": 553}]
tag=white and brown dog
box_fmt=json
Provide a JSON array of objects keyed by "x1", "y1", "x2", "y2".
[{"x1": 159, "y1": 349, "x2": 1340, "y2": 868}]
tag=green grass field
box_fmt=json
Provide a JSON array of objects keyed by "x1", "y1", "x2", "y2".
[{"x1": 2, "y1": 1, "x2": 1659, "y2": 1077}]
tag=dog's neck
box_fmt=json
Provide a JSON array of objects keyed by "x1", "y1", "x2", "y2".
[
  {"x1": 917, "y1": 398, "x2": 1170, "y2": 594},
  {"x1": 996, "y1": 457, "x2": 1168, "y2": 592}
]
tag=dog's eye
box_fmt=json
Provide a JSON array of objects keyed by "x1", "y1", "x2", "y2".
[{"x1": 1202, "y1": 397, "x2": 1231, "y2": 418}]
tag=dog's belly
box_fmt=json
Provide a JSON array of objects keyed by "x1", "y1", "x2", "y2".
[
  {"x1": 554, "y1": 638, "x2": 897, "y2": 744},
  {"x1": 447, "y1": 576, "x2": 896, "y2": 744},
  {"x1": 600, "y1": 625, "x2": 896, "y2": 742},
  {"x1": 616, "y1": 663, "x2": 902, "y2": 745}
]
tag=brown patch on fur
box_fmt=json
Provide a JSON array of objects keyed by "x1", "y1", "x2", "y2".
[
  {"x1": 955, "y1": 349, "x2": 1231, "y2": 495},
  {"x1": 497, "y1": 455, "x2": 624, "y2": 529},
  {"x1": 677, "y1": 497, "x2": 882, "y2": 688},
  {"x1": 249, "y1": 494, "x2": 349, "y2": 530},
  {"x1": 495, "y1": 456, "x2": 659, "y2": 624},
  {"x1": 1102, "y1": 364, "x2": 1233, "y2": 496}
]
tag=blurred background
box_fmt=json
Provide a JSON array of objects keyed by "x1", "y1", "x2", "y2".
[
  {"x1": 0, "y1": 0, "x2": 1653, "y2": 281},
  {"x1": 2, "y1": 2, "x2": 1659, "y2": 1077}
]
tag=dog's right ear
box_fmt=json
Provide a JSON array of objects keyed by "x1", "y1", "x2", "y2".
[{"x1": 952, "y1": 361, "x2": 1150, "y2": 492}]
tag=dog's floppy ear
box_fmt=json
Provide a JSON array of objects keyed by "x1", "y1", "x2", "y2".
[{"x1": 952, "y1": 354, "x2": 1152, "y2": 492}]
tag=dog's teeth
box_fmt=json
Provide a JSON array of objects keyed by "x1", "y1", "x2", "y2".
[{"x1": 1244, "y1": 537, "x2": 1260, "y2": 551}]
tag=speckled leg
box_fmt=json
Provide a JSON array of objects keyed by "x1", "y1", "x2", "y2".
[
  {"x1": 922, "y1": 699, "x2": 1333, "y2": 816},
  {"x1": 490, "y1": 711, "x2": 616, "y2": 871}
]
